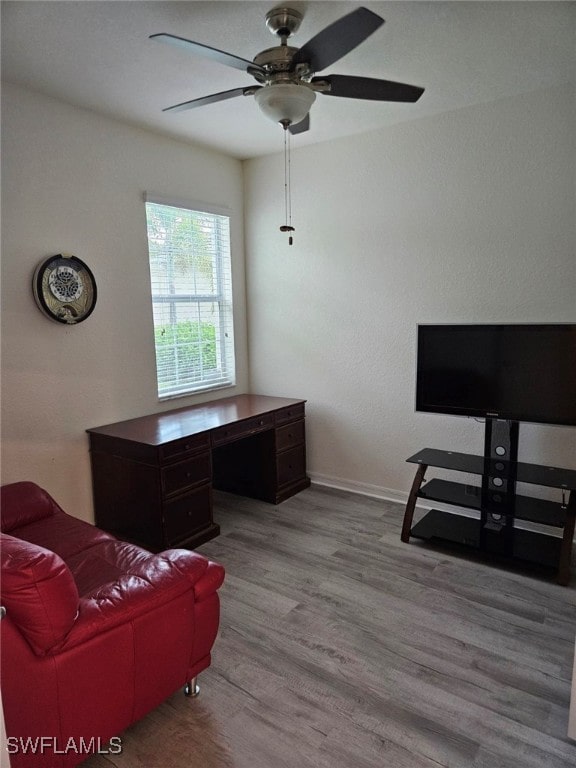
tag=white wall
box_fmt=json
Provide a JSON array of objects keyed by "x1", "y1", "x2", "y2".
[
  {"x1": 1, "y1": 84, "x2": 248, "y2": 521},
  {"x1": 244, "y1": 84, "x2": 576, "y2": 499}
]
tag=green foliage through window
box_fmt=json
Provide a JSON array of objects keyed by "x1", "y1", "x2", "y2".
[{"x1": 154, "y1": 320, "x2": 217, "y2": 389}]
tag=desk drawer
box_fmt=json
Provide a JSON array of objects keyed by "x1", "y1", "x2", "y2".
[
  {"x1": 162, "y1": 452, "x2": 211, "y2": 497},
  {"x1": 277, "y1": 445, "x2": 306, "y2": 486},
  {"x1": 276, "y1": 420, "x2": 305, "y2": 452},
  {"x1": 275, "y1": 403, "x2": 305, "y2": 425},
  {"x1": 163, "y1": 484, "x2": 212, "y2": 545},
  {"x1": 160, "y1": 433, "x2": 210, "y2": 462},
  {"x1": 212, "y1": 413, "x2": 274, "y2": 446}
]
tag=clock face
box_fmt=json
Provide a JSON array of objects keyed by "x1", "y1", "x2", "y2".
[
  {"x1": 48, "y1": 265, "x2": 84, "y2": 302},
  {"x1": 33, "y1": 255, "x2": 97, "y2": 324}
]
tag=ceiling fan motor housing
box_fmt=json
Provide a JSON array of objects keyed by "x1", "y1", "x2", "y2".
[{"x1": 251, "y1": 45, "x2": 302, "y2": 80}]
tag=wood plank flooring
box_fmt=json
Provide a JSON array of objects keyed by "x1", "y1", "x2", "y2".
[{"x1": 86, "y1": 485, "x2": 576, "y2": 768}]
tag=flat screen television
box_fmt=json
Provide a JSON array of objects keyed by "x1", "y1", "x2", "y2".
[{"x1": 416, "y1": 324, "x2": 576, "y2": 427}]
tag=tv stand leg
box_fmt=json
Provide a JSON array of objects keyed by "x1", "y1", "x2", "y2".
[
  {"x1": 401, "y1": 463, "x2": 427, "y2": 543},
  {"x1": 558, "y1": 493, "x2": 575, "y2": 586}
]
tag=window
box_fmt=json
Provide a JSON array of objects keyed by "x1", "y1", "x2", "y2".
[{"x1": 144, "y1": 197, "x2": 235, "y2": 399}]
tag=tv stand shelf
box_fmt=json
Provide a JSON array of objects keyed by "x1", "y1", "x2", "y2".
[
  {"x1": 418, "y1": 479, "x2": 567, "y2": 528},
  {"x1": 408, "y1": 448, "x2": 576, "y2": 489},
  {"x1": 401, "y1": 447, "x2": 576, "y2": 585}
]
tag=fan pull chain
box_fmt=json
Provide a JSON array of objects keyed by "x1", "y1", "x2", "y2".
[{"x1": 280, "y1": 125, "x2": 295, "y2": 245}]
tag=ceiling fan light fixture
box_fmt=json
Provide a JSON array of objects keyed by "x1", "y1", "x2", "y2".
[{"x1": 254, "y1": 83, "x2": 316, "y2": 127}]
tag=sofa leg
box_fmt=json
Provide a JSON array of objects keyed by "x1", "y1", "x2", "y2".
[{"x1": 184, "y1": 677, "x2": 200, "y2": 697}]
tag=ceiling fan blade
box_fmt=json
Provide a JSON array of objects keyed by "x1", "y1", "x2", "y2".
[
  {"x1": 289, "y1": 114, "x2": 310, "y2": 135},
  {"x1": 150, "y1": 33, "x2": 264, "y2": 75},
  {"x1": 314, "y1": 75, "x2": 424, "y2": 103},
  {"x1": 290, "y1": 7, "x2": 383, "y2": 73},
  {"x1": 162, "y1": 87, "x2": 259, "y2": 113}
]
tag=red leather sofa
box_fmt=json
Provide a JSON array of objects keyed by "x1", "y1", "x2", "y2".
[{"x1": 0, "y1": 481, "x2": 225, "y2": 768}]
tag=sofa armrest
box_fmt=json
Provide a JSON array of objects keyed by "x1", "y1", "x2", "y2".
[
  {"x1": 0, "y1": 482, "x2": 60, "y2": 532},
  {"x1": 0, "y1": 533, "x2": 80, "y2": 656},
  {"x1": 55, "y1": 549, "x2": 224, "y2": 653},
  {"x1": 193, "y1": 559, "x2": 225, "y2": 601}
]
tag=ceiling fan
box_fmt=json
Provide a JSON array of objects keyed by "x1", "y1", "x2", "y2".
[{"x1": 150, "y1": 6, "x2": 425, "y2": 134}]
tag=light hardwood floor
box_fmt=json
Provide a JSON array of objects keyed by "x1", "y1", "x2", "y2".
[{"x1": 86, "y1": 486, "x2": 576, "y2": 768}]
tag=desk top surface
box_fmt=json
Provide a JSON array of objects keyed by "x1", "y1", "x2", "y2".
[{"x1": 87, "y1": 394, "x2": 305, "y2": 446}]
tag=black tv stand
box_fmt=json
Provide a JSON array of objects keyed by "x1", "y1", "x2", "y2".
[{"x1": 401, "y1": 420, "x2": 576, "y2": 585}]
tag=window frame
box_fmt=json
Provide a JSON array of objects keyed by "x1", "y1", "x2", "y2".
[{"x1": 144, "y1": 194, "x2": 236, "y2": 400}]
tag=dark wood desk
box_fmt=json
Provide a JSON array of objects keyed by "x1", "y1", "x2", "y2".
[{"x1": 87, "y1": 394, "x2": 310, "y2": 551}]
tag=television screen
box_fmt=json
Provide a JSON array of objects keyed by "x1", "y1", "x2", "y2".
[{"x1": 416, "y1": 324, "x2": 576, "y2": 426}]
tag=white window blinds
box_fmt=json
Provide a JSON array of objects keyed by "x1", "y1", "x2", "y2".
[{"x1": 144, "y1": 198, "x2": 235, "y2": 399}]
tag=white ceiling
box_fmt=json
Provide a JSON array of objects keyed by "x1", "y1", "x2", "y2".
[{"x1": 2, "y1": 1, "x2": 575, "y2": 159}]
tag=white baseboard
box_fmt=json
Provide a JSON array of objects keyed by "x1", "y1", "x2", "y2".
[
  {"x1": 308, "y1": 472, "x2": 476, "y2": 517},
  {"x1": 308, "y1": 472, "x2": 408, "y2": 505}
]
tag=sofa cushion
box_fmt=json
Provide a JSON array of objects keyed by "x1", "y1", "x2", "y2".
[
  {"x1": 0, "y1": 481, "x2": 59, "y2": 532},
  {"x1": 65, "y1": 539, "x2": 158, "y2": 596},
  {"x1": 12, "y1": 508, "x2": 114, "y2": 563},
  {"x1": 0, "y1": 533, "x2": 79, "y2": 655}
]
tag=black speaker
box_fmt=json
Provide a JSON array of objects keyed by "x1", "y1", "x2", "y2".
[{"x1": 481, "y1": 420, "x2": 518, "y2": 546}]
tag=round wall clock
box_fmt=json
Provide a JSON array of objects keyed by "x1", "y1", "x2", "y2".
[{"x1": 32, "y1": 254, "x2": 97, "y2": 324}]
